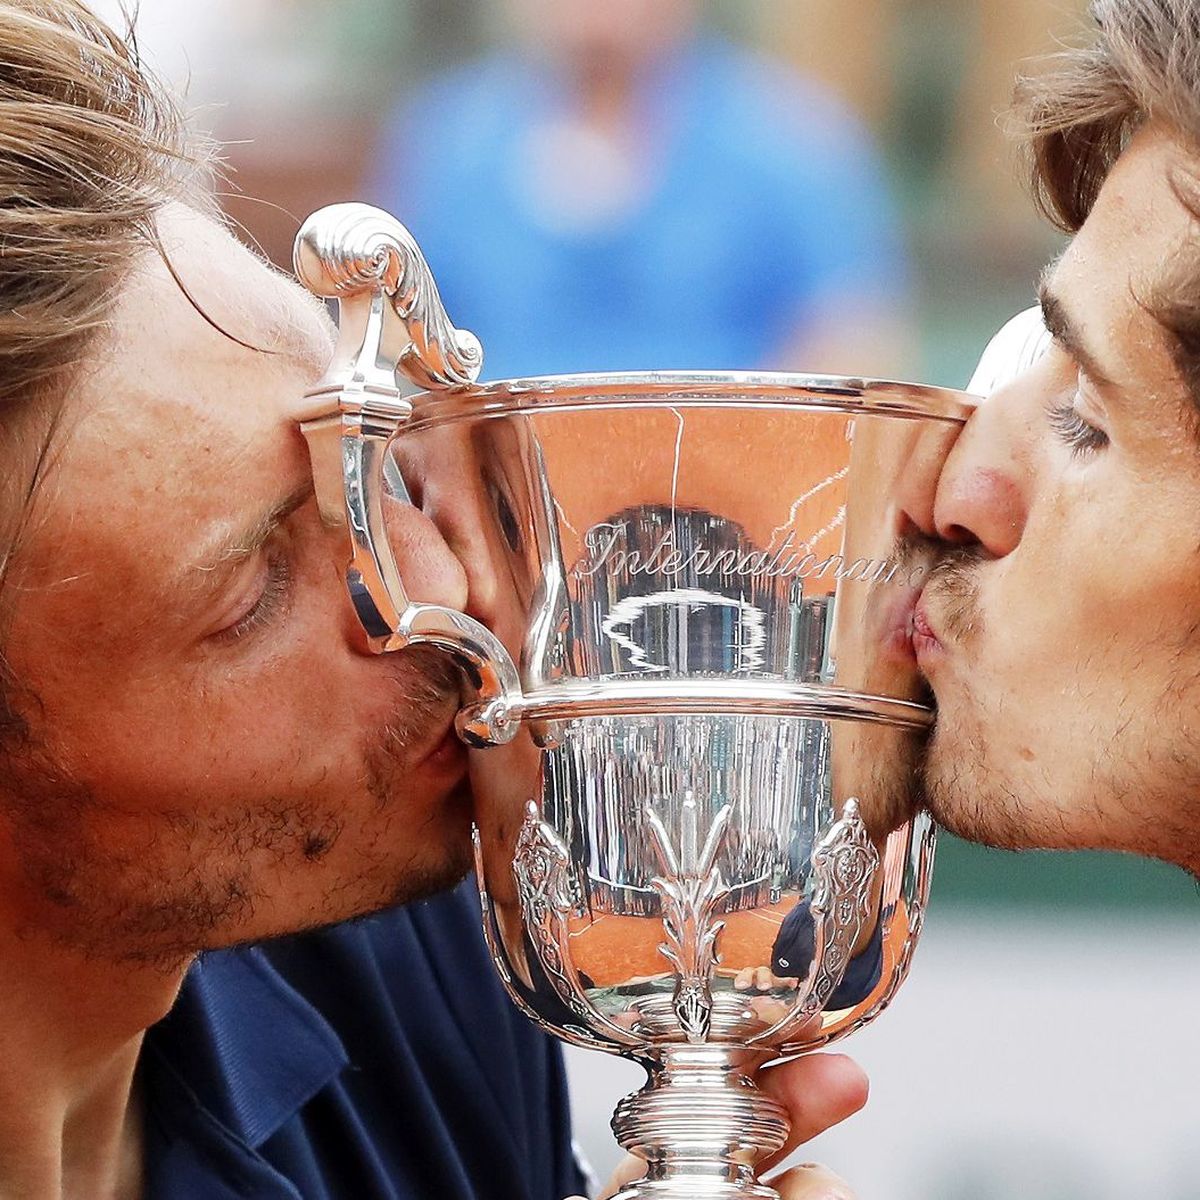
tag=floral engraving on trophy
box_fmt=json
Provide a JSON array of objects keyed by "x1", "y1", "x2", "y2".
[
  {"x1": 511, "y1": 804, "x2": 592, "y2": 1022},
  {"x1": 745, "y1": 798, "x2": 880, "y2": 1052},
  {"x1": 645, "y1": 794, "x2": 734, "y2": 1043},
  {"x1": 511, "y1": 801, "x2": 641, "y2": 1048},
  {"x1": 801, "y1": 799, "x2": 879, "y2": 1016}
]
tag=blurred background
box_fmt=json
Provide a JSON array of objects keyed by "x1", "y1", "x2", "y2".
[{"x1": 95, "y1": 1, "x2": 1200, "y2": 1195}]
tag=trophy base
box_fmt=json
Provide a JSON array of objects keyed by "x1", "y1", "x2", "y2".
[
  {"x1": 611, "y1": 1183, "x2": 781, "y2": 1200},
  {"x1": 609, "y1": 1045, "x2": 789, "y2": 1200}
]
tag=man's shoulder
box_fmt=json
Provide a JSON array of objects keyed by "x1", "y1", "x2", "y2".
[
  {"x1": 141, "y1": 881, "x2": 582, "y2": 1199},
  {"x1": 146, "y1": 879, "x2": 535, "y2": 1126}
]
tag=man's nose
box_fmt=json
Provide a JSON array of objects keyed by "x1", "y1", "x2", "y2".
[
  {"x1": 381, "y1": 492, "x2": 470, "y2": 614},
  {"x1": 930, "y1": 383, "x2": 1030, "y2": 557},
  {"x1": 890, "y1": 422, "x2": 960, "y2": 543},
  {"x1": 386, "y1": 431, "x2": 513, "y2": 633}
]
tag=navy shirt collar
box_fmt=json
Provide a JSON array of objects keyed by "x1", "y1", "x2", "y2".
[{"x1": 143, "y1": 944, "x2": 349, "y2": 1151}]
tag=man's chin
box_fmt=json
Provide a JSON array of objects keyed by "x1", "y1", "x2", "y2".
[
  {"x1": 917, "y1": 726, "x2": 1041, "y2": 853},
  {"x1": 383, "y1": 848, "x2": 474, "y2": 910},
  {"x1": 373, "y1": 779, "x2": 476, "y2": 910},
  {"x1": 203, "y1": 783, "x2": 478, "y2": 955},
  {"x1": 205, "y1": 842, "x2": 477, "y2": 961}
]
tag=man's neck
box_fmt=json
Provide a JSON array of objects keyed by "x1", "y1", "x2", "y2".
[{"x1": 0, "y1": 924, "x2": 186, "y2": 1199}]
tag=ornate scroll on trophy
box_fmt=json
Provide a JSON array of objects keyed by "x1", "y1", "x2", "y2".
[{"x1": 295, "y1": 204, "x2": 971, "y2": 1200}]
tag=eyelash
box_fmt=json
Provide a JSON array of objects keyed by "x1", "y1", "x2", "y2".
[
  {"x1": 218, "y1": 549, "x2": 292, "y2": 642},
  {"x1": 1047, "y1": 396, "x2": 1109, "y2": 456}
]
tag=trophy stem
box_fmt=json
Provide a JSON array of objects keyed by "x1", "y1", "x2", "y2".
[{"x1": 609, "y1": 1045, "x2": 789, "y2": 1200}]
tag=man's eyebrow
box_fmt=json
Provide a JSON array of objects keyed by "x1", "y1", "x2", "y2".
[
  {"x1": 1137, "y1": 250, "x2": 1200, "y2": 416},
  {"x1": 191, "y1": 481, "x2": 315, "y2": 580},
  {"x1": 1036, "y1": 270, "x2": 1118, "y2": 389}
]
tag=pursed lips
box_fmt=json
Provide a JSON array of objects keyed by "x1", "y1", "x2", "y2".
[
  {"x1": 412, "y1": 690, "x2": 469, "y2": 774},
  {"x1": 910, "y1": 599, "x2": 943, "y2": 663}
]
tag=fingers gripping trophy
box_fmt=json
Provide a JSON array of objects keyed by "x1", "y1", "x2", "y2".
[{"x1": 294, "y1": 204, "x2": 971, "y2": 1200}]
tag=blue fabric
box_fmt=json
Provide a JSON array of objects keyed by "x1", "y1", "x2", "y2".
[
  {"x1": 140, "y1": 882, "x2": 586, "y2": 1200},
  {"x1": 770, "y1": 900, "x2": 884, "y2": 1008},
  {"x1": 369, "y1": 37, "x2": 910, "y2": 380}
]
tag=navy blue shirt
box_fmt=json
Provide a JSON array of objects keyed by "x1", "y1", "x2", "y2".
[{"x1": 140, "y1": 882, "x2": 587, "y2": 1200}]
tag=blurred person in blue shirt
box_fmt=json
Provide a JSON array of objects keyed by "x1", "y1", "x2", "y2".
[{"x1": 370, "y1": 0, "x2": 914, "y2": 380}]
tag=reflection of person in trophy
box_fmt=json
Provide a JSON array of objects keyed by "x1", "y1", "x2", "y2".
[
  {"x1": 662, "y1": 408, "x2": 960, "y2": 1017},
  {"x1": 526, "y1": 408, "x2": 853, "y2": 1001},
  {"x1": 827, "y1": 411, "x2": 965, "y2": 830},
  {"x1": 486, "y1": 396, "x2": 944, "y2": 1056},
  {"x1": 0, "y1": 5, "x2": 875, "y2": 1196},
  {"x1": 393, "y1": 413, "x2": 617, "y2": 1026},
  {"x1": 787, "y1": 410, "x2": 962, "y2": 1013},
  {"x1": 388, "y1": 415, "x2": 546, "y2": 990}
]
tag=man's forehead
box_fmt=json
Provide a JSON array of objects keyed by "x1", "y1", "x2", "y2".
[
  {"x1": 1069, "y1": 128, "x2": 1199, "y2": 270},
  {"x1": 1046, "y1": 129, "x2": 1200, "y2": 377},
  {"x1": 14, "y1": 207, "x2": 328, "y2": 590},
  {"x1": 153, "y1": 203, "x2": 335, "y2": 377}
]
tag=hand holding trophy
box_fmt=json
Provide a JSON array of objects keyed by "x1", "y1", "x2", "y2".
[{"x1": 295, "y1": 203, "x2": 969, "y2": 1200}]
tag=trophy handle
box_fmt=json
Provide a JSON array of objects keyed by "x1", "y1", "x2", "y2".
[{"x1": 293, "y1": 204, "x2": 521, "y2": 746}]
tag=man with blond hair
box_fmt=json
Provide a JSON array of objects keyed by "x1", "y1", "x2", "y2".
[{"x1": 0, "y1": 3, "x2": 864, "y2": 1196}]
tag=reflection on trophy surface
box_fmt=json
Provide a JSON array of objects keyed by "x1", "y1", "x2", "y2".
[{"x1": 294, "y1": 202, "x2": 971, "y2": 1200}]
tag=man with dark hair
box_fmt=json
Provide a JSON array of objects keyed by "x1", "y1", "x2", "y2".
[
  {"x1": 917, "y1": 0, "x2": 1200, "y2": 877},
  {"x1": 798, "y1": 0, "x2": 1200, "y2": 1192},
  {"x1": 0, "y1": 2, "x2": 864, "y2": 1197}
]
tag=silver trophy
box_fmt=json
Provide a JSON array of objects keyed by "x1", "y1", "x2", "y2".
[{"x1": 295, "y1": 204, "x2": 971, "y2": 1200}]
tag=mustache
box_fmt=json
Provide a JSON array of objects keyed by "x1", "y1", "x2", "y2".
[
  {"x1": 380, "y1": 644, "x2": 465, "y2": 751},
  {"x1": 888, "y1": 530, "x2": 943, "y2": 578},
  {"x1": 883, "y1": 531, "x2": 985, "y2": 646},
  {"x1": 923, "y1": 540, "x2": 986, "y2": 642}
]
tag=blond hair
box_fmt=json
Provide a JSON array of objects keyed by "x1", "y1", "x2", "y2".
[{"x1": 0, "y1": 0, "x2": 199, "y2": 743}]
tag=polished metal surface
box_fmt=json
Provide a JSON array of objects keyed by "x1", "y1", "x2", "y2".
[
  {"x1": 292, "y1": 205, "x2": 520, "y2": 741},
  {"x1": 967, "y1": 304, "x2": 1051, "y2": 397},
  {"x1": 296, "y1": 203, "x2": 970, "y2": 1200}
]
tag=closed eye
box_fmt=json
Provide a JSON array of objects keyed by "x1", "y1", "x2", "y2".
[
  {"x1": 210, "y1": 544, "x2": 293, "y2": 642},
  {"x1": 1047, "y1": 397, "x2": 1109, "y2": 456}
]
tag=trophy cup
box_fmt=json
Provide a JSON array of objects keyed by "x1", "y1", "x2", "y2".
[{"x1": 294, "y1": 204, "x2": 971, "y2": 1199}]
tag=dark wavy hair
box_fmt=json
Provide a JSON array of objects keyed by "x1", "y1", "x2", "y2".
[{"x1": 1015, "y1": 0, "x2": 1200, "y2": 398}]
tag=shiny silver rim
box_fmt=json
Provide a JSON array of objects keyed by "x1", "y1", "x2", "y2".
[
  {"x1": 479, "y1": 679, "x2": 933, "y2": 731},
  {"x1": 403, "y1": 370, "x2": 976, "y2": 431}
]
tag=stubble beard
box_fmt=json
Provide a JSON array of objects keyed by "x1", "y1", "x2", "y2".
[
  {"x1": 913, "y1": 550, "x2": 1200, "y2": 867},
  {"x1": 1, "y1": 646, "x2": 474, "y2": 968},
  {"x1": 913, "y1": 544, "x2": 1012, "y2": 845},
  {"x1": 360, "y1": 646, "x2": 475, "y2": 907}
]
